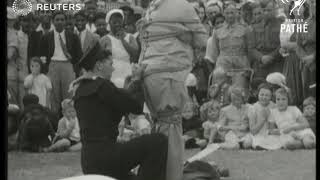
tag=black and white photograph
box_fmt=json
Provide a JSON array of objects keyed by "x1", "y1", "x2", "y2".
[{"x1": 6, "y1": 0, "x2": 316, "y2": 180}]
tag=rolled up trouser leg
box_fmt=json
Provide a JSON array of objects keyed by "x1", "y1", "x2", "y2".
[
  {"x1": 143, "y1": 72, "x2": 189, "y2": 180},
  {"x1": 155, "y1": 115, "x2": 184, "y2": 180}
]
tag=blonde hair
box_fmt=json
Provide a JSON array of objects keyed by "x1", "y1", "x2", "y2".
[
  {"x1": 61, "y1": 99, "x2": 74, "y2": 111},
  {"x1": 200, "y1": 100, "x2": 220, "y2": 121}
]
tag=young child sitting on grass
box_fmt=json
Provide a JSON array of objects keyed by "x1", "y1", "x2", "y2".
[
  {"x1": 182, "y1": 102, "x2": 206, "y2": 149},
  {"x1": 247, "y1": 83, "x2": 282, "y2": 150},
  {"x1": 17, "y1": 94, "x2": 56, "y2": 152},
  {"x1": 268, "y1": 88, "x2": 316, "y2": 149},
  {"x1": 302, "y1": 97, "x2": 316, "y2": 135},
  {"x1": 44, "y1": 99, "x2": 81, "y2": 152},
  {"x1": 201, "y1": 100, "x2": 223, "y2": 145},
  {"x1": 182, "y1": 102, "x2": 201, "y2": 134},
  {"x1": 215, "y1": 86, "x2": 252, "y2": 150}
]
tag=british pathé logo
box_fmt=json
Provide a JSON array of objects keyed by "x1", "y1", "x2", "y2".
[
  {"x1": 12, "y1": 0, "x2": 33, "y2": 16},
  {"x1": 279, "y1": 0, "x2": 308, "y2": 33},
  {"x1": 280, "y1": 0, "x2": 306, "y2": 16}
]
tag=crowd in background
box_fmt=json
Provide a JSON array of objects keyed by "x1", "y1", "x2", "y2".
[{"x1": 7, "y1": 0, "x2": 316, "y2": 153}]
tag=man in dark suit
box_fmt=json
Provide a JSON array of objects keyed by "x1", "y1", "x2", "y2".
[
  {"x1": 27, "y1": 30, "x2": 42, "y2": 73},
  {"x1": 36, "y1": 12, "x2": 53, "y2": 36},
  {"x1": 74, "y1": 10, "x2": 100, "y2": 54},
  {"x1": 39, "y1": 11, "x2": 82, "y2": 116}
]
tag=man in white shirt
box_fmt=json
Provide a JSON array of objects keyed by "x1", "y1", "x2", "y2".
[
  {"x1": 39, "y1": 11, "x2": 82, "y2": 116},
  {"x1": 84, "y1": 0, "x2": 98, "y2": 33}
]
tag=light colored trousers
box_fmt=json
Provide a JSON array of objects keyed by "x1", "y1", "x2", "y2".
[
  {"x1": 143, "y1": 71, "x2": 189, "y2": 180},
  {"x1": 48, "y1": 61, "x2": 75, "y2": 114}
]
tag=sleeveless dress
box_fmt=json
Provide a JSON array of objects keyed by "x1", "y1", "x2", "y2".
[
  {"x1": 247, "y1": 102, "x2": 282, "y2": 150},
  {"x1": 107, "y1": 34, "x2": 132, "y2": 88}
]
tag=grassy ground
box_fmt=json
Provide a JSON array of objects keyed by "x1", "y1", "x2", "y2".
[{"x1": 8, "y1": 149, "x2": 315, "y2": 180}]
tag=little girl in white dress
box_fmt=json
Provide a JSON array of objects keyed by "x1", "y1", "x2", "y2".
[
  {"x1": 247, "y1": 83, "x2": 282, "y2": 150},
  {"x1": 268, "y1": 88, "x2": 316, "y2": 149}
]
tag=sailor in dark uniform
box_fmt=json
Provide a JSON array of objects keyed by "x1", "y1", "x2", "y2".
[{"x1": 69, "y1": 42, "x2": 168, "y2": 180}]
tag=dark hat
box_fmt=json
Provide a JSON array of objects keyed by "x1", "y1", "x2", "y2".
[{"x1": 78, "y1": 42, "x2": 112, "y2": 70}]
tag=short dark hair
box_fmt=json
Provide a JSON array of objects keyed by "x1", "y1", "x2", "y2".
[
  {"x1": 52, "y1": 10, "x2": 67, "y2": 20},
  {"x1": 83, "y1": 49, "x2": 112, "y2": 71},
  {"x1": 19, "y1": 13, "x2": 35, "y2": 22},
  {"x1": 85, "y1": 0, "x2": 97, "y2": 9},
  {"x1": 94, "y1": 12, "x2": 106, "y2": 22},
  {"x1": 213, "y1": 13, "x2": 225, "y2": 25},
  {"x1": 120, "y1": 6, "x2": 134, "y2": 15},
  {"x1": 126, "y1": 15, "x2": 137, "y2": 25},
  {"x1": 23, "y1": 94, "x2": 39, "y2": 107},
  {"x1": 74, "y1": 10, "x2": 88, "y2": 20},
  {"x1": 65, "y1": 13, "x2": 74, "y2": 21},
  {"x1": 85, "y1": 0, "x2": 97, "y2": 6},
  {"x1": 30, "y1": 56, "x2": 44, "y2": 73},
  {"x1": 134, "y1": 14, "x2": 142, "y2": 22},
  {"x1": 241, "y1": 2, "x2": 254, "y2": 12},
  {"x1": 258, "y1": 83, "x2": 273, "y2": 94}
]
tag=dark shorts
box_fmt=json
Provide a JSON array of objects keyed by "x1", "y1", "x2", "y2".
[{"x1": 66, "y1": 138, "x2": 79, "y2": 146}]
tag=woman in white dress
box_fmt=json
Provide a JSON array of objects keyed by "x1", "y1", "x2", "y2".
[
  {"x1": 100, "y1": 9, "x2": 139, "y2": 88},
  {"x1": 247, "y1": 83, "x2": 282, "y2": 150}
]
